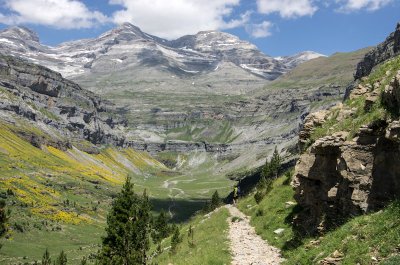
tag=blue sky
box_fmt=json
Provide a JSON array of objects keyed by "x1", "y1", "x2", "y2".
[{"x1": 0, "y1": 0, "x2": 399, "y2": 56}]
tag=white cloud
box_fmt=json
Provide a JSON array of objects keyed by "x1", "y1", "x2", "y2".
[
  {"x1": 109, "y1": 0, "x2": 249, "y2": 39},
  {"x1": 336, "y1": 0, "x2": 393, "y2": 11},
  {"x1": 246, "y1": 21, "x2": 273, "y2": 38},
  {"x1": 0, "y1": 0, "x2": 109, "y2": 29},
  {"x1": 257, "y1": 0, "x2": 318, "y2": 18}
]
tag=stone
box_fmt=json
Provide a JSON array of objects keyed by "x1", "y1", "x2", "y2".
[
  {"x1": 382, "y1": 71, "x2": 400, "y2": 114},
  {"x1": 298, "y1": 110, "x2": 329, "y2": 150},
  {"x1": 350, "y1": 84, "x2": 368, "y2": 99},
  {"x1": 273, "y1": 228, "x2": 285, "y2": 235},
  {"x1": 364, "y1": 91, "x2": 380, "y2": 112}
]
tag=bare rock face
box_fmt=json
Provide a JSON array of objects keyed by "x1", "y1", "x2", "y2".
[
  {"x1": 382, "y1": 71, "x2": 400, "y2": 114},
  {"x1": 0, "y1": 55, "x2": 127, "y2": 148},
  {"x1": 355, "y1": 22, "x2": 400, "y2": 79},
  {"x1": 293, "y1": 69, "x2": 400, "y2": 235},
  {"x1": 298, "y1": 110, "x2": 329, "y2": 151}
]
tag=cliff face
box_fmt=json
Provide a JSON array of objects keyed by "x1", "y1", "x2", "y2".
[
  {"x1": 355, "y1": 23, "x2": 400, "y2": 80},
  {"x1": 293, "y1": 53, "x2": 400, "y2": 234},
  {"x1": 0, "y1": 55, "x2": 127, "y2": 150}
]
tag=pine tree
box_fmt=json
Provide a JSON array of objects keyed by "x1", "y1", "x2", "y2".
[
  {"x1": 261, "y1": 160, "x2": 271, "y2": 179},
  {"x1": 98, "y1": 177, "x2": 151, "y2": 265},
  {"x1": 152, "y1": 210, "x2": 170, "y2": 244},
  {"x1": 187, "y1": 224, "x2": 194, "y2": 247},
  {"x1": 270, "y1": 146, "x2": 281, "y2": 178},
  {"x1": 42, "y1": 248, "x2": 51, "y2": 265},
  {"x1": 0, "y1": 199, "x2": 7, "y2": 250},
  {"x1": 55, "y1": 250, "x2": 67, "y2": 265},
  {"x1": 210, "y1": 190, "x2": 222, "y2": 210},
  {"x1": 170, "y1": 226, "x2": 181, "y2": 255}
]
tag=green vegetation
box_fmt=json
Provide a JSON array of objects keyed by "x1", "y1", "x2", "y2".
[
  {"x1": 152, "y1": 208, "x2": 231, "y2": 265},
  {"x1": 266, "y1": 48, "x2": 371, "y2": 90},
  {"x1": 165, "y1": 120, "x2": 238, "y2": 144},
  {"x1": 55, "y1": 250, "x2": 68, "y2": 265},
  {"x1": 39, "y1": 107, "x2": 61, "y2": 121},
  {"x1": 42, "y1": 248, "x2": 51, "y2": 265},
  {"x1": 0, "y1": 199, "x2": 7, "y2": 250},
  {"x1": 238, "y1": 173, "x2": 400, "y2": 264},
  {"x1": 238, "y1": 175, "x2": 296, "y2": 249},
  {"x1": 310, "y1": 55, "x2": 400, "y2": 144},
  {"x1": 98, "y1": 177, "x2": 151, "y2": 264},
  {"x1": 170, "y1": 226, "x2": 182, "y2": 255},
  {"x1": 202, "y1": 190, "x2": 223, "y2": 213},
  {"x1": 152, "y1": 210, "x2": 172, "y2": 245},
  {"x1": 254, "y1": 147, "x2": 281, "y2": 204},
  {"x1": 284, "y1": 201, "x2": 400, "y2": 264},
  {"x1": 0, "y1": 120, "x2": 234, "y2": 263}
]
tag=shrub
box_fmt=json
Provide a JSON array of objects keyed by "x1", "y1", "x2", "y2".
[{"x1": 382, "y1": 256, "x2": 400, "y2": 265}]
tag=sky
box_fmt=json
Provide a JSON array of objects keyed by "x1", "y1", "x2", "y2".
[{"x1": 0, "y1": 0, "x2": 399, "y2": 56}]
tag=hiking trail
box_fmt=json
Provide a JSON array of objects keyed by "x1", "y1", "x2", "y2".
[{"x1": 226, "y1": 205, "x2": 283, "y2": 265}]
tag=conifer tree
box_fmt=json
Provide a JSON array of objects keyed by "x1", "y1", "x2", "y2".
[
  {"x1": 0, "y1": 199, "x2": 7, "y2": 250},
  {"x1": 170, "y1": 226, "x2": 181, "y2": 255},
  {"x1": 152, "y1": 210, "x2": 170, "y2": 244},
  {"x1": 187, "y1": 224, "x2": 194, "y2": 247},
  {"x1": 42, "y1": 248, "x2": 51, "y2": 265},
  {"x1": 98, "y1": 177, "x2": 151, "y2": 265},
  {"x1": 210, "y1": 190, "x2": 222, "y2": 210},
  {"x1": 55, "y1": 250, "x2": 67, "y2": 265},
  {"x1": 270, "y1": 146, "x2": 281, "y2": 178}
]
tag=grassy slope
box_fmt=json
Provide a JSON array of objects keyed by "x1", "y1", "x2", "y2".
[
  {"x1": 152, "y1": 207, "x2": 231, "y2": 265},
  {"x1": 0, "y1": 122, "x2": 166, "y2": 264},
  {"x1": 237, "y1": 57, "x2": 400, "y2": 264},
  {"x1": 238, "y1": 175, "x2": 400, "y2": 264},
  {"x1": 311, "y1": 55, "x2": 400, "y2": 143},
  {"x1": 264, "y1": 48, "x2": 371, "y2": 91},
  {"x1": 0, "y1": 119, "x2": 235, "y2": 264}
]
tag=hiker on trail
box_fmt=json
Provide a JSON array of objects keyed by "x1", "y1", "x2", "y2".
[{"x1": 233, "y1": 185, "x2": 239, "y2": 205}]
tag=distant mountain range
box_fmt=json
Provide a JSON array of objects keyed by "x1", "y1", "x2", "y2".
[{"x1": 0, "y1": 23, "x2": 324, "y2": 80}]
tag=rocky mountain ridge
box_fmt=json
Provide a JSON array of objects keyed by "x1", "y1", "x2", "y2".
[
  {"x1": 0, "y1": 55, "x2": 127, "y2": 152},
  {"x1": 0, "y1": 23, "x2": 367, "y2": 173},
  {"x1": 355, "y1": 22, "x2": 400, "y2": 80},
  {"x1": 0, "y1": 23, "x2": 323, "y2": 81},
  {"x1": 275, "y1": 51, "x2": 326, "y2": 69}
]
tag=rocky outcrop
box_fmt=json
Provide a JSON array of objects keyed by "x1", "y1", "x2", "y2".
[
  {"x1": 382, "y1": 71, "x2": 400, "y2": 114},
  {"x1": 355, "y1": 22, "x2": 400, "y2": 79},
  {"x1": 298, "y1": 110, "x2": 329, "y2": 151},
  {"x1": 293, "y1": 70, "x2": 400, "y2": 235},
  {"x1": 0, "y1": 55, "x2": 127, "y2": 148}
]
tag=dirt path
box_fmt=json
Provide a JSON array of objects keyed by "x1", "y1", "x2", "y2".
[{"x1": 226, "y1": 205, "x2": 284, "y2": 265}]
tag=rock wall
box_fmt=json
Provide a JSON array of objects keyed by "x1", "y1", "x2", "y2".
[
  {"x1": 355, "y1": 23, "x2": 400, "y2": 80},
  {"x1": 0, "y1": 55, "x2": 127, "y2": 149},
  {"x1": 293, "y1": 70, "x2": 400, "y2": 235}
]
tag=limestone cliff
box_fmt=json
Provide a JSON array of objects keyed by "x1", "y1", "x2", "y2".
[
  {"x1": 293, "y1": 52, "x2": 400, "y2": 234},
  {"x1": 355, "y1": 23, "x2": 400, "y2": 80},
  {"x1": 0, "y1": 55, "x2": 127, "y2": 151}
]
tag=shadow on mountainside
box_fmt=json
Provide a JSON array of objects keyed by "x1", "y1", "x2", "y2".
[{"x1": 150, "y1": 198, "x2": 208, "y2": 223}]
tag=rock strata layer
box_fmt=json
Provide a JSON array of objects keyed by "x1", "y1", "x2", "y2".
[{"x1": 293, "y1": 69, "x2": 400, "y2": 234}]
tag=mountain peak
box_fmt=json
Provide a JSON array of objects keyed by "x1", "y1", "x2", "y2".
[
  {"x1": 119, "y1": 22, "x2": 143, "y2": 32},
  {"x1": 275, "y1": 51, "x2": 326, "y2": 68},
  {"x1": 96, "y1": 22, "x2": 150, "y2": 42},
  {"x1": 0, "y1": 26, "x2": 40, "y2": 43}
]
